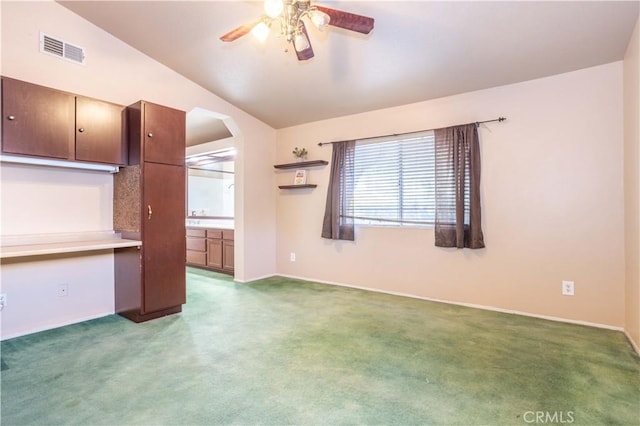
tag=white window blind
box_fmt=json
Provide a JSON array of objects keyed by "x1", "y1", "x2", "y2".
[{"x1": 351, "y1": 131, "x2": 436, "y2": 227}]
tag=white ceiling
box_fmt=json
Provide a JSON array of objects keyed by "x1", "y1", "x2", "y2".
[
  {"x1": 185, "y1": 108, "x2": 233, "y2": 146},
  {"x1": 59, "y1": 1, "x2": 639, "y2": 129}
]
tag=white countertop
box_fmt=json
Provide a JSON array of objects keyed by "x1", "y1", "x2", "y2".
[
  {"x1": 1, "y1": 232, "x2": 142, "y2": 259},
  {"x1": 186, "y1": 219, "x2": 234, "y2": 230}
]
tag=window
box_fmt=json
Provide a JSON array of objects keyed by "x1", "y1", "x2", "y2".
[
  {"x1": 350, "y1": 130, "x2": 437, "y2": 227},
  {"x1": 323, "y1": 123, "x2": 482, "y2": 247}
]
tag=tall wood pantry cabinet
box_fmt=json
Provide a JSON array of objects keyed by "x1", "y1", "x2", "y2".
[{"x1": 114, "y1": 100, "x2": 186, "y2": 322}]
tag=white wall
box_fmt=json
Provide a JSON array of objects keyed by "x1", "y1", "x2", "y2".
[
  {"x1": 624, "y1": 17, "x2": 640, "y2": 350},
  {"x1": 0, "y1": 0, "x2": 277, "y2": 338},
  {"x1": 1, "y1": 252, "x2": 114, "y2": 340},
  {"x1": 0, "y1": 165, "x2": 116, "y2": 340},
  {"x1": 276, "y1": 62, "x2": 626, "y2": 328},
  {"x1": 1, "y1": 164, "x2": 114, "y2": 235}
]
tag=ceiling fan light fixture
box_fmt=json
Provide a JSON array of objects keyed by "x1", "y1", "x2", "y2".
[
  {"x1": 221, "y1": 1, "x2": 374, "y2": 60},
  {"x1": 293, "y1": 32, "x2": 310, "y2": 52},
  {"x1": 309, "y1": 9, "x2": 330, "y2": 30},
  {"x1": 264, "y1": 0, "x2": 284, "y2": 19},
  {"x1": 251, "y1": 21, "x2": 271, "y2": 43}
]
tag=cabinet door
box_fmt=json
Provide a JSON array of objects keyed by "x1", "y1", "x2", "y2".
[
  {"x1": 142, "y1": 162, "x2": 186, "y2": 314},
  {"x1": 186, "y1": 237, "x2": 206, "y2": 252},
  {"x1": 186, "y1": 251, "x2": 207, "y2": 266},
  {"x1": 75, "y1": 97, "x2": 125, "y2": 164},
  {"x1": 142, "y1": 102, "x2": 185, "y2": 166},
  {"x1": 207, "y1": 238, "x2": 223, "y2": 269},
  {"x1": 222, "y1": 240, "x2": 234, "y2": 271},
  {"x1": 1, "y1": 77, "x2": 74, "y2": 159}
]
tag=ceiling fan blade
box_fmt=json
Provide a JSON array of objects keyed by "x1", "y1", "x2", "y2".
[
  {"x1": 220, "y1": 20, "x2": 260, "y2": 42},
  {"x1": 294, "y1": 22, "x2": 314, "y2": 61},
  {"x1": 315, "y1": 6, "x2": 374, "y2": 35}
]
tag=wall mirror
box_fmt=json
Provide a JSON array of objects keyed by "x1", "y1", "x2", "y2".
[{"x1": 187, "y1": 150, "x2": 234, "y2": 218}]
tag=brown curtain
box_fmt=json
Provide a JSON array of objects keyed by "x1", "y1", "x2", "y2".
[
  {"x1": 434, "y1": 123, "x2": 485, "y2": 249},
  {"x1": 321, "y1": 140, "x2": 355, "y2": 241}
]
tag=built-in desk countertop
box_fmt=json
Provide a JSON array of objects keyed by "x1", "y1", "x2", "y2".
[{"x1": 0, "y1": 232, "x2": 142, "y2": 259}]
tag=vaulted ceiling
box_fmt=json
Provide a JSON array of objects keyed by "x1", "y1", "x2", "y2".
[{"x1": 59, "y1": 1, "x2": 639, "y2": 129}]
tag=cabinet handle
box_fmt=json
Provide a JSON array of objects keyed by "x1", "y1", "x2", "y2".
[
  {"x1": 78, "y1": 128, "x2": 85, "y2": 133},
  {"x1": 147, "y1": 132, "x2": 153, "y2": 138},
  {"x1": 148, "y1": 205, "x2": 153, "y2": 219},
  {"x1": 7, "y1": 115, "x2": 15, "y2": 121}
]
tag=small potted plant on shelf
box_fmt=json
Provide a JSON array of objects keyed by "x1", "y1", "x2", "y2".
[{"x1": 292, "y1": 147, "x2": 308, "y2": 162}]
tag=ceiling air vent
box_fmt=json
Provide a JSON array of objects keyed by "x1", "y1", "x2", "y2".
[{"x1": 39, "y1": 33, "x2": 85, "y2": 65}]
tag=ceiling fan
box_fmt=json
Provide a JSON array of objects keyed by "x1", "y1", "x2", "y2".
[{"x1": 220, "y1": 0, "x2": 375, "y2": 61}]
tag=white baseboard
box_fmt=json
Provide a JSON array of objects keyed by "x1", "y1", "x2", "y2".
[
  {"x1": 624, "y1": 330, "x2": 640, "y2": 355},
  {"x1": 1, "y1": 311, "x2": 114, "y2": 341},
  {"x1": 234, "y1": 273, "x2": 277, "y2": 284},
  {"x1": 274, "y1": 273, "x2": 625, "y2": 332}
]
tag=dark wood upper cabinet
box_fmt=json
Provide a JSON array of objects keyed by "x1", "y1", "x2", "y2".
[
  {"x1": 127, "y1": 101, "x2": 185, "y2": 166},
  {"x1": 1, "y1": 77, "x2": 74, "y2": 159},
  {"x1": 1, "y1": 76, "x2": 125, "y2": 165},
  {"x1": 75, "y1": 96, "x2": 125, "y2": 165}
]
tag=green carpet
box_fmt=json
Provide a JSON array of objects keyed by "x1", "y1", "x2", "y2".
[{"x1": 2, "y1": 268, "x2": 639, "y2": 425}]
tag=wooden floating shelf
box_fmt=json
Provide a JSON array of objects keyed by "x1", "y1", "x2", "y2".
[
  {"x1": 278, "y1": 184, "x2": 318, "y2": 189},
  {"x1": 273, "y1": 160, "x2": 328, "y2": 169}
]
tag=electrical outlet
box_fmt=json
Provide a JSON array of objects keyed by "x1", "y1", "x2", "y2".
[
  {"x1": 290, "y1": 252, "x2": 296, "y2": 262},
  {"x1": 562, "y1": 280, "x2": 574, "y2": 296},
  {"x1": 0, "y1": 293, "x2": 7, "y2": 309},
  {"x1": 58, "y1": 284, "x2": 69, "y2": 297}
]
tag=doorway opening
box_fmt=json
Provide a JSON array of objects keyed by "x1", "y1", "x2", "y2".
[{"x1": 185, "y1": 107, "x2": 237, "y2": 278}]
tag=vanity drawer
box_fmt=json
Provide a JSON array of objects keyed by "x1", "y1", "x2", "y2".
[
  {"x1": 186, "y1": 237, "x2": 206, "y2": 252},
  {"x1": 186, "y1": 228, "x2": 206, "y2": 238},
  {"x1": 207, "y1": 229, "x2": 223, "y2": 239},
  {"x1": 222, "y1": 230, "x2": 234, "y2": 241}
]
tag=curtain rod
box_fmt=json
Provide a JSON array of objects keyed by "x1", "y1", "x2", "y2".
[{"x1": 317, "y1": 117, "x2": 506, "y2": 146}]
